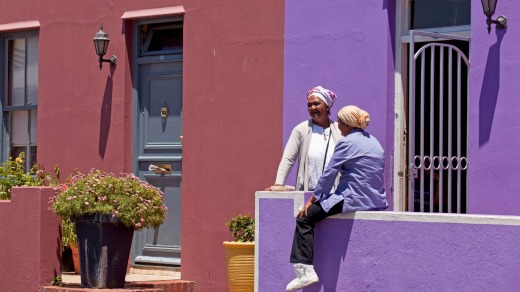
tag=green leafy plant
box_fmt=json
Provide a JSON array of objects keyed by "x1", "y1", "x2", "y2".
[
  {"x1": 50, "y1": 169, "x2": 168, "y2": 230},
  {"x1": 51, "y1": 276, "x2": 62, "y2": 286},
  {"x1": 61, "y1": 218, "x2": 77, "y2": 250},
  {"x1": 52, "y1": 275, "x2": 62, "y2": 286},
  {"x1": 0, "y1": 152, "x2": 59, "y2": 200},
  {"x1": 226, "y1": 214, "x2": 255, "y2": 242}
]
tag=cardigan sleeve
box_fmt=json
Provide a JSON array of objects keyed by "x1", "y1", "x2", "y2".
[{"x1": 275, "y1": 125, "x2": 304, "y2": 185}]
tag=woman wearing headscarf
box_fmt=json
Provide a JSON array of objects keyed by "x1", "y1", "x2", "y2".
[
  {"x1": 286, "y1": 105, "x2": 388, "y2": 291},
  {"x1": 267, "y1": 86, "x2": 342, "y2": 191}
]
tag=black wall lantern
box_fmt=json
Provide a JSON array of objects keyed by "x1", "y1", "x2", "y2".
[
  {"x1": 481, "y1": 0, "x2": 508, "y2": 34},
  {"x1": 93, "y1": 24, "x2": 117, "y2": 69}
]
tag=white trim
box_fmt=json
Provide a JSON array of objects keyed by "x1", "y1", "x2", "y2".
[
  {"x1": 121, "y1": 6, "x2": 185, "y2": 20},
  {"x1": 256, "y1": 191, "x2": 306, "y2": 216},
  {"x1": 393, "y1": 1, "x2": 406, "y2": 211},
  {"x1": 0, "y1": 21, "x2": 40, "y2": 32},
  {"x1": 400, "y1": 26, "x2": 471, "y2": 43},
  {"x1": 255, "y1": 191, "x2": 305, "y2": 291},
  {"x1": 254, "y1": 192, "x2": 260, "y2": 292},
  {"x1": 256, "y1": 192, "x2": 520, "y2": 226},
  {"x1": 330, "y1": 211, "x2": 520, "y2": 226}
]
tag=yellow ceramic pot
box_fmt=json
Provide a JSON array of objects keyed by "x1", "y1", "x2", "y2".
[{"x1": 223, "y1": 241, "x2": 255, "y2": 292}]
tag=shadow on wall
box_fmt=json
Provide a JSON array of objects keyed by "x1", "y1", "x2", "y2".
[
  {"x1": 99, "y1": 75, "x2": 114, "y2": 158},
  {"x1": 479, "y1": 30, "x2": 505, "y2": 146},
  {"x1": 310, "y1": 219, "x2": 353, "y2": 292}
]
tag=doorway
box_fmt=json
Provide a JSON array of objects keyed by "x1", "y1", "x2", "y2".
[
  {"x1": 394, "y1": 0, "x2": 470, "y2": 213},
  {"x1": 407, "y1": 31, "x2": 469, "y2": 213},
  {"x1": 132, "y1": 19, "x2": 183, "y2": 266}
]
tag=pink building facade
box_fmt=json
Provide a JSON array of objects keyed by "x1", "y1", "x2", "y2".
[{"x1": 0, "y1": 0, "x2": 518, "y2": 291}]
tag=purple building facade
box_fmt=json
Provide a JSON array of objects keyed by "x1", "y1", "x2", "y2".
[
  {"x1": 256, "y1": 1, "x2": 520, "y2": 291},
  {"x1": 283, "y1": 0, "x2": 519, "y2": 215}
]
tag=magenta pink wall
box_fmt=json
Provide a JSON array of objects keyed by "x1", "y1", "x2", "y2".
[
  {"x1": 0, "y1": 1, "x2": 284, "y2": 290},
  {"x1": 181, "y1": 1, "x2": 284, "y2": 290},
  {"x1": 0, "y1": 187, "x2": 61, "y2": 291}
]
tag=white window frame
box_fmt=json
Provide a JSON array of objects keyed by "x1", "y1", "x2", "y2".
[{"x1": 393, "y1": 0, "x2": 470, "y2": 211}]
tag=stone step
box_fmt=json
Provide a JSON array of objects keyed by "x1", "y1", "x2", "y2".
[{"x1": 41, "y1": 280, "x2": 196, "y2": 292}]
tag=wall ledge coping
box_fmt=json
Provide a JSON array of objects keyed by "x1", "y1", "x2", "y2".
[
  {"x1": 0, "y1": 21, "x2": 40, "y2": 32},
  {"x1": 256, "y1": 191, "x2": 520, "y2": 226},
  {"x1": 121, "y1": 6, "x2": 185, "y2": 20}
]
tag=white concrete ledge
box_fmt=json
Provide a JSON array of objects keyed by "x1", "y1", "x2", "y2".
[{"x1": 257, "y1": 191, "x2": 520, "y2": 226}]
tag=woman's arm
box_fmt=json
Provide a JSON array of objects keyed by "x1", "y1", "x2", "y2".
[
  {"x1": 274, "y1": 126, "x2": 303, "y2": 185},
  {"x1": 313, "y1": 140, "x2": 351, "y2": 199}
]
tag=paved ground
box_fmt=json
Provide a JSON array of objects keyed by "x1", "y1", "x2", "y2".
[{"x1": 61, "y1": 272, "x2": 180, "y2": 284}]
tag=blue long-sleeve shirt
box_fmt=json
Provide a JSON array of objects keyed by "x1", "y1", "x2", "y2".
[{"x1": 313, "y1": 128, "x2": 388, "y2": 213}]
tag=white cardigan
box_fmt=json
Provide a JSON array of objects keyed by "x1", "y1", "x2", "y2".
[{"x1": 275, "y1": 119, "x2": 342, "y2": 191}]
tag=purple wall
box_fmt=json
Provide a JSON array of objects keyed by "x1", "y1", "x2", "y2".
[
  {"x1": 256, "y1": 192, "x2": 520, "y2": 291},
  {"x1": 469, "y1": 2, "x2": 520, "y2": 215},
  {"x1": 283, "y1": 0, "x2": 395, "y2": 207}
]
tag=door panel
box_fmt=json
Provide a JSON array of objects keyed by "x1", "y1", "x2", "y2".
[
  {"x1": 407, "y1": 31, "x2": 469, "y2": 214},
  {"x1": 133, "y1": 60, "x2": 182, "y2": 266}
]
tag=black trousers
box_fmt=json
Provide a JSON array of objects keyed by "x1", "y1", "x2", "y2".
[{"x1": 290, "y1": 200, "x2": 344, "y2": 265}]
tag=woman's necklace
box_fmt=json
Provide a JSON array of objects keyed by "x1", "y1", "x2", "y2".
[{"x1": 323, "y1": 128, "x2": 330, "y2": 141}]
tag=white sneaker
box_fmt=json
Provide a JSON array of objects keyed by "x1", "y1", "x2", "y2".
[{"x1": 286, "y1": 263, "x2": 319, "y2": 291}]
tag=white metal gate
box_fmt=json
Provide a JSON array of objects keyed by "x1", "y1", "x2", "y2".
[{"x1": 408, "y1": 30, "x2": 470, "y2": 213}]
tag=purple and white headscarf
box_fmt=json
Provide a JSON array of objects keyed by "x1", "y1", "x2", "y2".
[{"x1": 307, "y1": 86, "x2": 337, "y2": 108}]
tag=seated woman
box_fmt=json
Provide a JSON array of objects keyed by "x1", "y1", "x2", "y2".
[{"x1": 286, "y1": 105, "x2": 388, "y2": 291}]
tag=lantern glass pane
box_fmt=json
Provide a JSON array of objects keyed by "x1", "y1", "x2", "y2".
[
  {"x1": 94, "y1": 39, "x2": 109, "y2": 56},
  {"x1": 481, "y1": 0, "x2": 498, "y2": 14}
]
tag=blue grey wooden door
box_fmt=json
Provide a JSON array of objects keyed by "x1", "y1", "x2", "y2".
[{"x1": 133, "y1": 59, "x2": 182, "y2": 266}]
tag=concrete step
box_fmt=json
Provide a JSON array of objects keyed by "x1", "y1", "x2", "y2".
[{"x1": 41, "y1": 280, "x2": 196, "y2": 292}]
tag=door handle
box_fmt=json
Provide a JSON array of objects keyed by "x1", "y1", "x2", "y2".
[
  {"x1": 161, "y1": 105, "x2": 168, "y2": 120},
  {"x1": 148, "y1": 164, "x2": 172, "y2": 174}
]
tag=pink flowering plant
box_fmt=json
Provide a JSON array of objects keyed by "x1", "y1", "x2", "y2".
[{"x1": 50, "y1": 169, "x2": 167, "y2": 230}]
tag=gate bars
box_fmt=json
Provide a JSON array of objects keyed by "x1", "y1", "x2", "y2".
[{"x1": 408, "y1": 30, "x2": 470, "y2": 213}]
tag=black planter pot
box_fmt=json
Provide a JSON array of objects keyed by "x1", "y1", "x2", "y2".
[{"x1": 73, "y1": 214, "x2": 134, "y2": 288}]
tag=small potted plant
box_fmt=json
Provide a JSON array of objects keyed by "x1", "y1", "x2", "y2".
[
  {"x1": 61, "y1": 218, "x2": 80, "y2": 274},
  {"x1": 50, "y1": 169, "x2": 168, "y2": 289},
  {"x1": 224, "y1": 214, "x2": 255, "y2": 292},
  {"x1": 0, "y1": 152, "x2": 59, "y2": 200}
]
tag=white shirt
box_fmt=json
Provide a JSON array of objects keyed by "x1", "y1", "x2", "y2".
[{"x1": 307, "y1": 124, "x2": 336, "y2": 190}]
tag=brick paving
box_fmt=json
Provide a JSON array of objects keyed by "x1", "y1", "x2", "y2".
[{"x1": 40, "y1": 272, "x2": 196, "y2": 292}]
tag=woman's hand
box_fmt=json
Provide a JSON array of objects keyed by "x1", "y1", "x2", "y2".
[
  {"x1": 265, "y1": 184, "x2": 281, "y2": 191},
  {"x1": 298, "y1": 197, "x2": 316, "y2": 218},
  {"x1": 266, "y1": 184, "x2": 288, "y2": 191}
]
